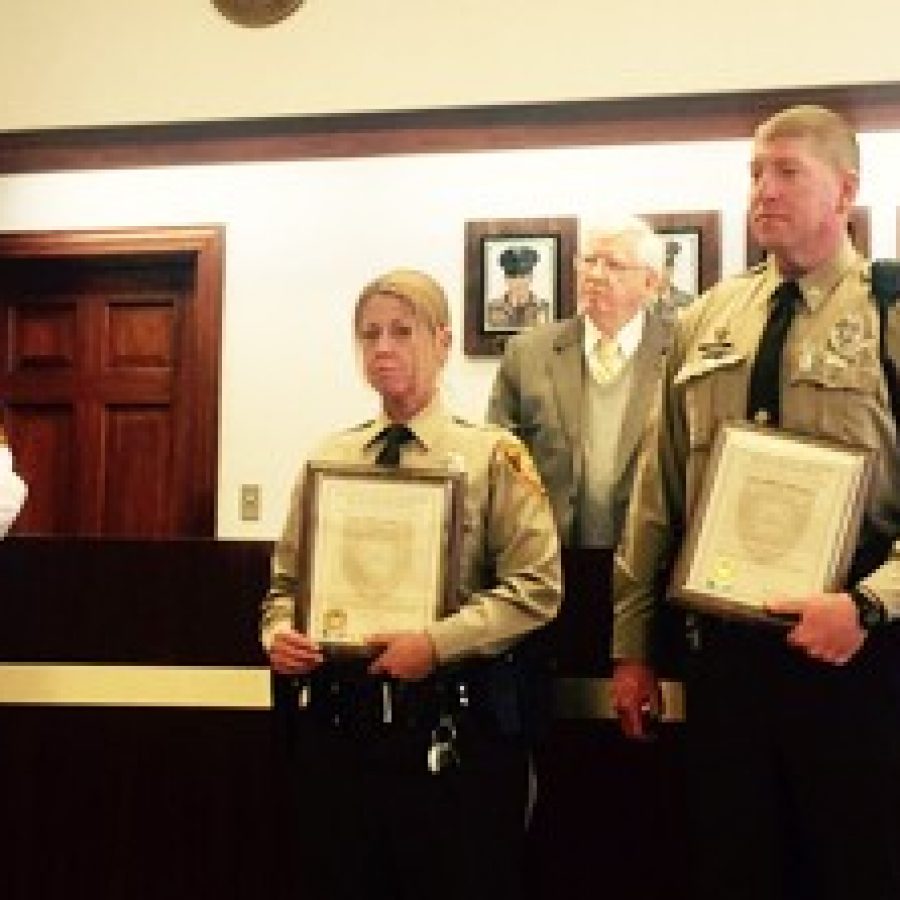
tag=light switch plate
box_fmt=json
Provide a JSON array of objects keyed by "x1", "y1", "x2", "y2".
[{"x1": 240, "y1": 484, "x2": 261, "y2": 521}]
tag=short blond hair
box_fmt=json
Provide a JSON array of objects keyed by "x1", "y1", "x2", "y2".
[
  {"x1": 754, "y1": 105, "x2": 859, "y2": 174},
  {"x1": 354, "y1": 269, "x2": 450, "y2": 335}
]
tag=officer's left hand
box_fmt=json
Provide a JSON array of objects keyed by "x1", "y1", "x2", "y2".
[
  {"x1": 366, "y1": 631, "x2": 437, "y2": 680},
  {"x1": 765, "y1": 593, "x2": 866, "y2": 665}
]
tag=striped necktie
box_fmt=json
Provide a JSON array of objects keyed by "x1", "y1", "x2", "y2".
[{"x1": 591, "y1": 335, "x2": 624, "y2": 384}]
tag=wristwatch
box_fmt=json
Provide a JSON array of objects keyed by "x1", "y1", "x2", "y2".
[{"x1": 848, "y1": 587, "x2": 887, "y2": 631}]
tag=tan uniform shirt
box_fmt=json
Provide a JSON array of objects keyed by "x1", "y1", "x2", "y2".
[
  {"x1": 261, "y1": 400, "x2": 563, "y2": 664},
  {"x1": 613, "y1": 237, "x2": 900, "y2": 661}
]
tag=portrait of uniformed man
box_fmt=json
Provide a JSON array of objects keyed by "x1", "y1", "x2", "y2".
[
  {"x1": 485, "y1": 244, "x2": 552, "y2": 331},
  {"x1": 652, "y1": 236, "x2": 697, "y2": 323}
]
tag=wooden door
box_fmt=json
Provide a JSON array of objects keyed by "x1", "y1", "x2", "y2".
[{"x1": 0, "y1": 227, "x2": 223, "y2": 537}]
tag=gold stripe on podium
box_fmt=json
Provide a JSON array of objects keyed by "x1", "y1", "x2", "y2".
[
  {"x1": 0, "y1": 665, "x2": 686, "y2": 721},
  {"x1": 0, "y1": 664, "x2": 271, "y2": 709}
]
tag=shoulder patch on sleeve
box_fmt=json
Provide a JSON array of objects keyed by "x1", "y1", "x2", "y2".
[{"x1": 494, "y1": 438, "x2": 546, "y2": 494}]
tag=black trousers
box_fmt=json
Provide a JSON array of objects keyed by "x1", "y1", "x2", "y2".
[
  {"x1": 284, "y1": 708, "x2": 531, "y2": 900},
  {"x1": 684, "y1": 621, "x2": 900, "y2": 900}
]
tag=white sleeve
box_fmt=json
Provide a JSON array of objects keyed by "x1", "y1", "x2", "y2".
[{"x1": 0, "y1": 446, "x2": 27, "y2": 537}]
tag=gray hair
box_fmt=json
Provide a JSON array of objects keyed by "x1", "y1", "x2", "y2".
[{"x1": 579, "y1": 215, "x2": 665, "y2": 276}]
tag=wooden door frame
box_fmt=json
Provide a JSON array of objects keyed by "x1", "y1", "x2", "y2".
[{"x1": 0, "y1": 225, "x2": 224, "y2": 536}]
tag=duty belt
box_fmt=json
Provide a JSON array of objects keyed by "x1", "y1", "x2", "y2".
[
  {"x1": 291, "y1": 652, "x2": 530, "y2": 737},
  {"x1": 302, "y1": 669, "x2": 468, "y2": 731}
]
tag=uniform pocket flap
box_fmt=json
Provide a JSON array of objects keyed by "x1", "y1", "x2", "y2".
[
  {"x1": 674, "y1": 350, "x2": 746, "y2": 386},
  {"x1": 790, "y1": 359, "x2": 880, "y2": 395}
]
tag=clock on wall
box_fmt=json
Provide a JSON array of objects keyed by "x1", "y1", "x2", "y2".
[{"x1": 211, "y1": 0, "x2": 305, "y2": 27}]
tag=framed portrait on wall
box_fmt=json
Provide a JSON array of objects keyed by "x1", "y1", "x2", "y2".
[
  {"x1": 642, "y1": 211, "x2": 721, "y2": 305},
  {"x1": 746, "y1": 206, "x2": 870, "y2": 267},
  {"x1": 464, "y1": 216, "x2": 577, "y2": 356}
]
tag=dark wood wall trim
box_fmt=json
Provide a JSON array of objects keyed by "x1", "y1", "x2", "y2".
[
  {"x1": 2, "y1": 82, "x2": 900, "y2": 175},
  {"x1": 0, "y1": 224, "x2": 224, "y2": 258}
]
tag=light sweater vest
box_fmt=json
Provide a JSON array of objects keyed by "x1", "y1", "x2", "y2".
[{"x1": 576, "y1": 355, "x2": 636, "y2": 547}]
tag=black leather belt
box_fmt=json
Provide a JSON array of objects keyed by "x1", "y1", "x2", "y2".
[
  {"x1": 304, "y1": 671, "x2": 460, "y2": 730},
  {"x1": 297, "y1": 653, "x2": 530, "y2": 735}
]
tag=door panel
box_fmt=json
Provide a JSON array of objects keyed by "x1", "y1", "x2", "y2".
[
  {"x1": 13, "y1": 301, "x2": 78, "y2": 369},
  {"x1": 103, "y1": 406, "x2": 173, "y2": 537},
  {"x1": 9, "y1": 405, "x2": 76, "y2": 534}
]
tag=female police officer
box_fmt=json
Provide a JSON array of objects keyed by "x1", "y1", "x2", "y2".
[{"x1": 260, "y1": 269, "x2": 562, "y2": 900}]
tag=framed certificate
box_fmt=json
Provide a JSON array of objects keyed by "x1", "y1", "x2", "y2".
[
  {"x1": 297, "y1": 462, "x2": 464, "y2": 653},
  {"x1": 669, "y1": 423, "x2": 873, "y2": 623}
]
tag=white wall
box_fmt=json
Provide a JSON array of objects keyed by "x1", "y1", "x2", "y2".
[
  {"x1": 1, "y1": 133, "x2": 899, "y2": 537},
  {"x1": 1, "y1": 0, "x2": 899, "y2": 131}
]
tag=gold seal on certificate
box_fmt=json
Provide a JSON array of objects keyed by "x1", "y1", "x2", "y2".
[
  {"x1": 669, "y1": 423, "x2": 873, "y2": 623},
  {"x1": 297, "y1": 462, "x2": 464, "y2": 653}
]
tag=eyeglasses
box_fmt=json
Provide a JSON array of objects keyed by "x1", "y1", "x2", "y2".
[{"x1": 575, "y1": 254, "x2": 647, "y2": 275}]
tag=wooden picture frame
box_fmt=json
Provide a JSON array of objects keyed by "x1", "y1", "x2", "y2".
[
  {"x1": 746, "y1": 206, "x2": 871, "y2": 268},
  {"x1": 297, "y1": 461, "x2": 464, "y2": 656},
  {"x1": 669, "y1": 423, "x2": 872, "y2": 626},
  {"x1": 464, "y1": 216, "x2": 577, "y2": 357},
  {"x1": 642, "y1": 211, "x2": 721, "y2": 300}
]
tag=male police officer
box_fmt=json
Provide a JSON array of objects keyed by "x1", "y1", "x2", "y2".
[
  {"x1": 612, "y1": 105, "x2": 900, "y2": 900},
  {"x1": 485, "y1": 245, "x2": 551, "y2": 330}
]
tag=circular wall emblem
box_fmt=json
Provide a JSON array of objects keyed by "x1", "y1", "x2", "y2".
[{"x1": 211, "y1": 0, "x2": 304, "y2": 28}]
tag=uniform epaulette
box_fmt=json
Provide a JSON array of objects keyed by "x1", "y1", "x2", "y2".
[
  {"x1": 342, "y1": 419, "x2": 375, "y2": 434},
  {"x1": 741, "y1": 261, "x2": 768, "y2": 278}
]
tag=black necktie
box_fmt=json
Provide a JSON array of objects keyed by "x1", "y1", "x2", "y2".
[
  {"x1": 375, "y1": 424, "x2": 415, "y2": 466},
  {"x1": 747, "y1": 280, "x2": 803, "y2": 427}
]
